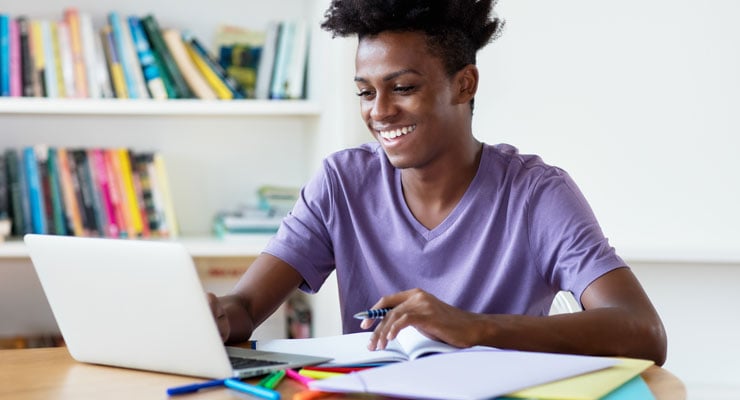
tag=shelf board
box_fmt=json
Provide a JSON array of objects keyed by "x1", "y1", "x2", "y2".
[
  {"x1": 0, "y1": 234, "x2": 273, "y2": 259},
  {"x1": 0, "y1": 98, "x2": 321, "y2": 117}
]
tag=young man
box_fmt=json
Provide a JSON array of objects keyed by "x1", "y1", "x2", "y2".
[{"x1": 209, "y1": 0, "x2": 667, "y2": 365}]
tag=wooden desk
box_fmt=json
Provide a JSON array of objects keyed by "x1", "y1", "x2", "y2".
[{"x1": 0, "y1": 347, "x2": 685, "y2": 400}]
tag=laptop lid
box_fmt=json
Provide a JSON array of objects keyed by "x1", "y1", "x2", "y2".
[{"x1": 24, "y1": 234, "x2": 330, "y2": 378}]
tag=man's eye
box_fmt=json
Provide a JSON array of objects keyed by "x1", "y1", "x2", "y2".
[
  {"x1": 356, "y1": 90, "x2": 372, "y2": 97},
  {"x1": 394, "y1": 85, "x2": 415, "y2": 93}
]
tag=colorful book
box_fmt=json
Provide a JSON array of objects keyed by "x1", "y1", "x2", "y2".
[
  {"x1": 162, "y1": 28, "x2": 216, "y2": 100},
  {"x1": 255, "y1": 20, "x2": 280, "y2": 100},
  {"x1": 84, "y1": 149, "x2": 108, "y2": 237},
  {"x1": 285, "y1": 20, "x2": 308, "y2": 99},
  {"x1": 101, "y1": 25, "x2": 127, "y2": 99},
  {"x1": 17, "y1": 16, "x2": 36, "y2": 97},
  {"x1": 88, "y1": 148, "x2": 118, "y2": 238},
  {"x1": 5, "y1": 149, "x2": 31, "y2": 236},
  {"x1": 78, "y1": 11, "x2": 100, "y2": 98},
  {"x1": 45, "y1": 148, "x2": 68, "y2": 235},
  {"x1": 55, "y1": 148, "x2": 84, "y2": 236},
  {"x1": 186, "y1": 33, "x2": 244, "y2": 99},
  {"x1": 115, "y1": 148, "x2": 143, "y2": 237},
  {"x1": 63, "y1": 8, "x2": 88, "y2": 98},
  {"x1": 108, "y1": 12, "x2": 141, "y2": 99},
  {"x1": 23, "y1": 146, "x2": 47, "y2": 234},
  {"x1": 9, "y1": 18, "x2": 21, "y2": 97},
  {"x1": 140, "y1": 14, "x2": 192, "y2": 99},
  {"x1": 70, "y1": 149, "x2": 100, "y2": 236},
  {"x1": 56, "y1": 21, "x2": 76, "y2": 97},
  {"x1": 153, "y1": 153, "x2": 178, "y2": 237},
  {"x1": 270, "y1": 21, "x2": 292, "y2": 99},
  {"x1": 40, "y1": 20, "x2": 59, "y2": 98},
  {"x1": 49, "y1": 21, "x2": 66, "y2": 97},
  {"x1": 29, "y1": 19, "x2": 46, "y2": 97},
  {"x1": 1, "y1": 14, "x2": 10, "y2": 96},
  {"x1": 128, "y1": 16, "x2": 166, "y2": 100},
  {"x1": 184, "y1": 37, "x2": 232, "y2": 100},
  {"x1": 103, "y1": 149, "x2": 126, "y2": 237}
]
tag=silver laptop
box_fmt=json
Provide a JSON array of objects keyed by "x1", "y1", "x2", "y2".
[{"x1": 24, "y1": 234, "x2": 331, "y2": 379}]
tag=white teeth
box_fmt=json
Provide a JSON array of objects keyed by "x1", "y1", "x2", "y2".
[{"x1": 379, "y1": 125, "x2": 415, "y2": 139}]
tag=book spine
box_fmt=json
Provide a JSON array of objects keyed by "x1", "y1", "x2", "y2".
[
  {"x1": 153, "y1": 153, "x2": 178, "y2": 237},
  {"x1": 133, "y1": 153, "x2": 160, "y2": 235},
  {"x1": 0, "y1": 14, "x2": 10, "y2": 96},
  {"x1": 5, "y1": 150, "x2": 23, "y2": 235},
  {"x1": 23, "y1": 147, "x2": 47, "y2": 234},
  {"x1": 46, "y1": 148, "x2": 69, "y2": 235},
  {"x1": 129, "y1": 152, "x2": 151, "y2": 238},
  {"x1": 63, "y1": 8, "x2": 88, "y2": 98},
  {"x1": 140, "y1": 15, "x2": 192, "y2": 99},
  {"x1": 185, "y1": 39, "x2": 233, "y2": 100},
  {"x1": 255, "y1": 21, "x2": 280, "y2": 100},
  {"x1": 91, "y1": 26, "x2": 114, "y2": 98},
  {"x1": 108, "y1": 12, "x2": 139, "y2": 99},
  {"x1": 56, "y1": 22, "x2": 76, "y2": 97},
  {"x1": 100, "y1": 26, "x2": 127, "y2": 99},
  {"x1": 186, "y1": 33, "x2": 244, "y2": 99},
  {"x1": 103, "y1": 149, "x2": 127, "y2": 237},
  {"x1": 162, "y1": 29, "x2": 216, "y2": 100},
  {"x1": 0, "y1": 152, "x2": 7, "y2": 228},
  {"x1": 9, "y1": 18, "x2": 21, "y2": 97},
  {"x1": 84, "y1": 148, "x2": 108, "y2": 237},
  {"x1": 56, "y1": 148, "x2": 84, "y2": 236},
  {"x1": 36, "y1": 146, "x2": 56, "y2": 234},
  {"x1": 78, "y1": 12, "x2": 100, "y2": 98},
  {"x1": 285, "y1": 20, "x2": 308, "y2": 99},
  {"x1": 128, "y1": 16, "x2": 167, "y2": 100},
  {"x1": 49, "y1": 22, "x2": 66, "y2": 97},
  {"x1": 40, "y1": 20, "x2": 59, "y2": 98},
  {"x1": 17, "y1": 17, "x2": 35, "y2": 97},
  {"x1": 144, "y1": 155, "x2": 168, "y2": 236},
  {"x1": 29, "y1": 19, "x2": 46, "y2": 97},
  {"x1": 88, "y1": 148, "x2": 118, "y2": 238},
  {"x1": 70, "y1": 149, "x2": 99, "y2": 236},
  {"x1": 116, "y1": 148, "x2": 143, "y2": 237},
  {"x1": 270, "y1": 21, "x2": 293, "y2": 100}
]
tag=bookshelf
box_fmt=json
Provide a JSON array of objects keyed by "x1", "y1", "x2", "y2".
[{"x1": 0, "y1": 0, "x2": 363, "y2": 341}]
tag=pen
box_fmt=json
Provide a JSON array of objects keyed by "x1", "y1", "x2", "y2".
[
  {"x1": 285, "y1": 368, "x2": 314, "y2": 387},
  {"x1": 259, "y1": 369, "x2": 286, "y2": 389},
  {"x1": 224, "y1": 378, "x2": 280, "y2": 400},
  {"x1": 166, "y1": 378, "x2": 225, "y2": 395},
  {"x1": 353, "y1": 307, "x2": 393, "y2": 320}
]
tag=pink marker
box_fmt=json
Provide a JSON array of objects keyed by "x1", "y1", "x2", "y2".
[{"x1": 285, "y1": 368, "x2": 314, "y2": 387}]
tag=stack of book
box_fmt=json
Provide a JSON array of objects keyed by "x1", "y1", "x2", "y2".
[
  {"x1": 0, "y1": 10, "x2": 309, "y2": 100},
  {"x1": 213, "y1": 185, "x2": 299, "y2": 238},
  {"x1": 0, "y1": 146, "x2": 178, "y2": 239}
]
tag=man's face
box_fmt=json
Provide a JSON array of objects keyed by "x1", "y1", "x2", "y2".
[{"x1": 355, "y1": 31, "x2": 465, "y2": 170}]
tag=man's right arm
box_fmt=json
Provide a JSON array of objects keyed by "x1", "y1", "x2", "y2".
[{"x1": 209, "y1": 253, "x2": 304, "y2": 344}]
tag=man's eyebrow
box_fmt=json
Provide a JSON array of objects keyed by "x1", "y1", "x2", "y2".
[{"x1": 354, "y1": 69, "x2": 422, "y2": 83}]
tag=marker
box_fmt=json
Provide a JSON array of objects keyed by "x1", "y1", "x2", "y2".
[
  {"x1": 298, "y1": 369, "x2": 344, "y2": 380},
  {"x1": 353, "y1": 307, "x2": 392, "y2": 320},
  {"x1": 166, "y1": 378, "x2": 225, "y2": 395},
  {"x1": 285, "y1": 368, "x2": 314, "y2": 387},
  {"x1": 224, "y1": 378, "x2": 280, "y2": 400},
  {"x1": 258, "y1": 369, "x2": 286, "y2": 389}
]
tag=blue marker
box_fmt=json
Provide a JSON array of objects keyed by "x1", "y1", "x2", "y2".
[
  {"x1": 224, "y1": 378, "x2": 281, "y2": 400},
  {"x1": 353, "y1": 307, "x2": 393, "y2": 320},
  {"x1": 166, "y1": 378, "x2": 225, "y2": 395}
]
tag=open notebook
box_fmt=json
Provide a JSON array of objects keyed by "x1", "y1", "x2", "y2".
[{"x1": 24, "y1": 234, "x2": 330, "y2": 378}]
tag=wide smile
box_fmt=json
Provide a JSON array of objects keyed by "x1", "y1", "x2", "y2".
[{"x1": 377, "y1": 124, "x2": 416, "y2": 140}]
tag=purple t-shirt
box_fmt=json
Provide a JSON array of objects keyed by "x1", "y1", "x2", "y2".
[{"x1": 264, "y1": 142, "x2": 625, "y2": 333}]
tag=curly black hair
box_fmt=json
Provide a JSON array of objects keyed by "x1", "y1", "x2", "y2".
[{"x1": 321, "y1": 0, "x2": 505, "y2": 76}]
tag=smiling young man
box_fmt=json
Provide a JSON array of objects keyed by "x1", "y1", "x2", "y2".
[{"x1": 209, "y1": 0, "x2": 667, "y2": 365}]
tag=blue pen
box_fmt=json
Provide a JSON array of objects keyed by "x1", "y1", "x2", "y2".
[
  {"x1": 166, "y1": 378, "x2": 226, "y2": 395},
  {"x1": 353, "y1": 307, "x2": 393, "y2": 320},
  {"x1": 224, "y1": 378, "x2": 281, "y2": 400}
]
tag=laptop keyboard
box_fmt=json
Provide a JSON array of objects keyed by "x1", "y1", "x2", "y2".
[{"x1": 229, "y1": 356, "x2": 287, "y2": 369}]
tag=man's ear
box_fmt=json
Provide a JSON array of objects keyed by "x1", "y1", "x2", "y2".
[{"x1": 454, "y1": 64, "x2": 479, "y2": 105}]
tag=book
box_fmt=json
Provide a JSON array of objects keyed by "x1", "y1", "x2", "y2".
[
  {"x1": 1, "y1": 14, "x2": 10, "y2": 96},
  {"x1": 257, "y1": 326, "x2": 460, "y2": 366},
  {"x1": 152, "y1": 153, "x2": 178, "y2": 237},
  {"x1": 186, "y1": 33, "x2": 244, "y2": 99},
  {"x1": 78, "y1": 11, "x2": 101, "y2": 98},
  {"x1": 216, "y1": 25, "x2": 263, "y2": 99},
  {"x1": 254, "y1": 20, "x2": 280, "y2": 100},
  {"x1": 63, "y1": 8, "x2": 88, "y2": 98},
  {"x1": 9, "y1": 18, "x2": 21, "y2": 97},
  {"x1": 103, "y1": 149, "x2": 126, "y2": 238},
  {"x1": 29, "y1": 19, "x2": 46, "y2": 97},
  {"x1": 185, "y1": 39, "x2": 232, "y2": 100},
  {"x1": 55, "y1": 148, "x2": 84, "y2": 236},
  {"x1": 16, "y1": 16, "x2": 36, "y2": 97},
  {"x1": 70, "y1": 149, "x2": 99, "y2": 236},
  {"x1": 23, "y1": 146, "x2": 47, "y2": 234},
  {"x1": 309, "y1": 348, "x2": 619, "y2": 400},
  {"x1": 101, "y1": 25, "x2": 127, "y2": 99},
  {"x1": 88, "y1": 148, "x2": 118, "y2": 238},
  {"x1": 0, "y1": 152, "x2": 8, "y2": 222},
  {"x1": 56, "y1": 21, "x2": 76, "y2": 97},
  {"x1": 114, "y1": 148, "x2": 143, "y2": 238},
  {"x1": 269, "y1": 21, "x2": 292, "y2": 99},
  {"x1": 128, "y1": 16, "x2": 167, "y2": 100},
  {"x1": 91, "y1": 23, "x2": 114, "y2": 98},
  {"x1": 162, "y1": 28, "x2": 216, "y2": 100},
  {"x1": 45, "y1": 148, "x2": 68, "y2": 235},
  {"x1": 39, "y1": 20, "x2": 59, "y2": 98},
  {"x1": 284, "y1": 20, "x2": 308, "y2": 99},
  {"x1": 108, "y1": 12, "x2": 142, "y2": 99},
  {"x1": 49, "y1": 21, "x2": 66, "y2": 97},
  {"x1": 140, "y1": 14, "x2": 192, "y2": 99},
  {"x1": 5, "y1": 148, "x2": 31, "y2": 236}
]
